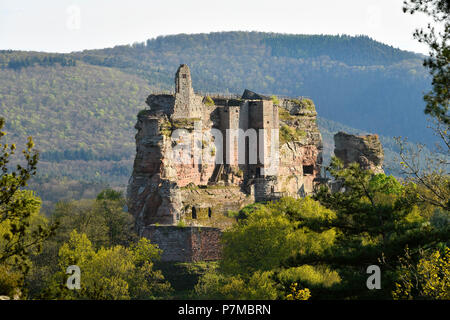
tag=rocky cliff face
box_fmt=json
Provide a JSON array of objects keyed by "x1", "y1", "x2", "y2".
[
  {"x1": 334, "y1": 131, "x2": 384, "y2": 173},
  {"x1": 277, "y1": 98, "x2": 323, "y2": 196}
]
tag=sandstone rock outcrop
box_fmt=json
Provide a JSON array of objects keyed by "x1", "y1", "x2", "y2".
[{"x1": 334, "y1": 131, "x2": 384, "y2": 173}]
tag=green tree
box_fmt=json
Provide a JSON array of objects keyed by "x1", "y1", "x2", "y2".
[
  {"x1": 299, "y1": 158, "x2": 450, "y2": 299},
  {"x1": 197, "y1": 197, "x2": 339, "y2": 299},
  {"x1": 220, "y1": 205, "x2": 295, "y2": 276},
  {"x1": 404, "y1": 0, "x2": 449, "y2": 125},
  {"x1": 195, "y1": 270, "x2": 280, "y2": 300},
  {"x1": 50, "y1": 195, "x2": 136, "y2": 248},
  {"x1": 25, "y1": 193, "x2": 137, "y2": 298},
  {"x1": 393, "y1": 246, "x2": 449, "y2": 299},
  {"x1": 41, "y1": 230, "x2": 171, "y2": 300},
  {"x1": 96, "y1": 188, "x2": 123, "y2": 201},
  {"x1": 0, "y1": 117, "x2": 56, "y2": 297},
  {"x1": 397, "y1": 1, "x2": 449, "y2": 214}
]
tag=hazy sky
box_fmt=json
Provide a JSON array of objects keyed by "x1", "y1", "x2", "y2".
[{"x1": 0, "y1": 0, "x2": 431, "y2": 54}]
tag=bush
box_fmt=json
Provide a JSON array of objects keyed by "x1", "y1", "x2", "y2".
[{"x1": 41, "y1": 231, "x2": 172, "y2": 300}]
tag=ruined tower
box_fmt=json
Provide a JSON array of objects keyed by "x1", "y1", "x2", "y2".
[{"x1": 172, "y1": 64, "x2": 203, "y2": 119}]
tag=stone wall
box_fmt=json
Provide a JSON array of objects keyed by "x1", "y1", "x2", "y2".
[
  {"x1": 173, "y1": 64, "x2": 203, "y2": 119},
  {"x1": 276, "y1": 98, "x2": 323, "y2": 196},
  {"x1": 146, "y1": 94, "x2": 175, "y2": 115},
  {"x1": 180, "y1": 185, "x2": 253, "y2": 229},
  {"x1": 142, "y1": 226, "x2": 222, "y2": 262}
]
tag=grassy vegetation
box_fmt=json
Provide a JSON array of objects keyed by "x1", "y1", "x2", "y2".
[
  {"x1": 204, "y1": 96, "x2": 214, "y2": 106},
  {"x1": 280, "y1": 125, "x2": 306, "y2": 145},
  {"x1": 299, "y1": 98, "x2": 315, "y2": 111},
  {"x1": 270, "y1": 95, "x2": 280, "y2": 105},
  {"x1": 278, "y1": 107, "x2": 295, "y2": 121}
]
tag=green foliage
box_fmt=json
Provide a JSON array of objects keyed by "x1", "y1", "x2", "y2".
[
  {"x1": 270, "y1": 95, "x2": 280, "y2": 105},
  {"x1": 285, "y1": 283, "x2": 311, "y2": 300},
  {"x1": 24, "y1": 194, "x2": 137, "y2": 298},
  {"x1": 280, "y1": 124, "x2": 306, "y2": 145},
  {"x1": 277, "y1": 265, "x2": 340, "y2": 289},
  {"x1": 51, "y1": 198, "x2": 135, "y2": 248},
  {"x1": 0, "y1": 264, "x2": 22, "y2": 298},
  {"x1": 369, "y1": 174, "x2": 403, "y2": 195},
  {"x1": 404, "y1": 0, "x2": 449, "y2": 125},
  {"x1": 96, "y1": 188, "x2": 123, "y2": 201},
  {"x1": 195, "y1": 197, "x2": 338, "y2": 299},
  {"x1": 0, "y1": 118, "x2": 57, "y2": 296},
  {"x1": 156, "y1": 261, "x2": 218, "y2": 298},
  {"x1": 300, "y1": 98, "x2": 315, "y2": 111},
  {"x1": 0, "y1": 60, "x2": 150, "y2": 196},
  {"x1": 6, "y1": 54, "x2": 76, "y2": 70},
  {"x1": 26, "y1": 177, "x2": 109, "y2": 214},
  {"x1": 221, "y1": 206, "x2": 295, "y2": 275},
  {"x1": 261, "y1": 33, "x2": 419, "y2": 66},
  {"x1": 204, "y1": 96, "x2": 214, "y2": 106},
  {"x1": 278, "y1": 107, "x2": 295, "y2": 121},
  {"x1": 41, "y1": 231, "x2": 171, "y2": 300},
  {"x1": 303, "y1": 158, "x2": 450, "y2": 299},
  {"x1": 176, "y1": 220, "x2": 187, "y2": 228},
  {"x1": 393, "y1": 246, "x2": 450, "y2": 300},
  {"x1": 195, "y1": 270, "x2": 280, "y2": 300}
]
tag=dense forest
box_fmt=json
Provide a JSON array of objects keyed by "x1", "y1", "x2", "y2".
[{"x1": 0, "y1": 32, "x2": 436, "y2": 209}]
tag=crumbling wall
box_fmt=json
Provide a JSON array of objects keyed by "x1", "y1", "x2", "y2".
[
  {"x1": 173, "y1": 64, "x2": 203, "y2": 119},
  {"x1": 180, "y1": 185, "x2": 254, "y2": 229},
  {"x1": 142, "y1": 226, "x2": 222, "y2": 262},
  {"x1": 277, "y1": 98, "x2": 323, "y2": 196}
]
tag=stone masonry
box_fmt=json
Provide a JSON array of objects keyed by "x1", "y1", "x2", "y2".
[{"x1": 142, "y1": 226, "x2": 221, "y2": 262}]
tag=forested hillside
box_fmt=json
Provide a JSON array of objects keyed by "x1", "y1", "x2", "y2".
[
  {"x1": 0, "y1": 59, "x2": 151, "y2": 209},
  {"x1": 0, "y1": 32, "x2": 435, "y2": 209}
]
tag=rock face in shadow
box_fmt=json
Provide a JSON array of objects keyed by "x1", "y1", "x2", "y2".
[{"x1": 334, "y1": 131, "x2": 384, "y2": 174}]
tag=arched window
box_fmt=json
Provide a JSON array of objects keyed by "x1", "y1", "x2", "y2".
[
  {"x1": 192, "y1": 207, "x2": 197, "y2": 219},
  {"x1": 208, "y1": 208, "x2": 212, "y2": 218}
]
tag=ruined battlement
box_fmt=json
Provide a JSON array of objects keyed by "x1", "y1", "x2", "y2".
[{"x1": 128, "y1": 64, "x2": 323, "y2": 238}]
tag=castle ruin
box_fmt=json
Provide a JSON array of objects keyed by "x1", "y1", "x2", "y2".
[{"x1": 127, "y1": 64, "x2": 323, "y2": 261}]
